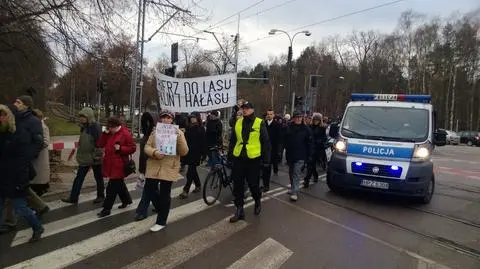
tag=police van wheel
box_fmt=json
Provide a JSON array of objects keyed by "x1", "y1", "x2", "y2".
[{"x1": 418, "y1": 177, "x2": 435, "y2": 204}]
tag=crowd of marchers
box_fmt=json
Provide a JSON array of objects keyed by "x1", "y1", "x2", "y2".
[{"x1": 0, "y1": 96, "x2": 335, "y2": 241}]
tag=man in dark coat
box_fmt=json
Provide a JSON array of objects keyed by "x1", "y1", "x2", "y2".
[
  {"x1": 179, "y1": 112, "x2": 206, "y2": 199},
  {"x1": 284, "y1": 111, "x2": 313, "y2": 201},
  {"x1": 0, "y1": 104, "x2": 44, "y2": 242},
  {"x1": 261, "y1": 109, "x2": 281, "y2": 192},
  {"x1": 206, "y1": 110, "x2": 223, "y2": 166}
]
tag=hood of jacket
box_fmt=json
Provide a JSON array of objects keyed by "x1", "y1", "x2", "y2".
[
  {"x1": 0, "y1": 104, "x2": 16, "y2": 133},
  {"x1": 79, "y1": 107, "x2": 95, "y2": 124}
]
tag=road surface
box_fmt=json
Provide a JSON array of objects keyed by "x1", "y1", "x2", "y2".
[{"x1": 1, "y1": 145, "x2": 479, "y2": 268}]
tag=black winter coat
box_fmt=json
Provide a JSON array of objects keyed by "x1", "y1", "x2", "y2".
[
  {"x1": 0, "y1": 124, "x2": 35, "y2": 198},
  {"x1": 206, "y1": 119, "x2": 223, "y2": 148},
  {"x1": 310, "y1": 124, "x2": 328, "y2": 151},
  {"x1": 265, "y1": 119, "x2": 281, "y2": 152},
  {"x1": 183, "y1": 124, "x2": 207, "y2": 165},
  {"x1": 15, "y1": 108, "x2": 44, "y2": 161},
  {"x1": 284, "y1": 123, "x2": 313, "y2": 163}
]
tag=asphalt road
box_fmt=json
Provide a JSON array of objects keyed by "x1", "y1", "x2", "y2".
[{"x1": 1, "y1": 145, "x2": 479, "y2": 268}]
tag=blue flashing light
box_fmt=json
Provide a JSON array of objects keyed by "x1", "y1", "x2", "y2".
[
  {"x1": 391, "y1": 165, "x2": 399, "y2": 171},
  {"x1": 351, "y1": 93, "x2": 431, "y2": 103},
  {"x1": 355, "y1": 162, "x2": 363, "y2": 166}
]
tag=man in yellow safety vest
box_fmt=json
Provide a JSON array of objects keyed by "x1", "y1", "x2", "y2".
[{"x1": 228, "y1": 102, "x2": 271, "y2": 223}]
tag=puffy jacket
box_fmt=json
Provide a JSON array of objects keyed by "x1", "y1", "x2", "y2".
[
  {"x1": 0, "y1": 105, "x2": 34, "y2": 198},
  {"x1": 206, "y1": 118, "x2": 223, "y2": 148},
  {"x1": 144, "y1": 127, "x2": 189, "y2": 181},
  {"x1": 76, "y1": 107, "x2": 102, "y2": 166},
  {"x1": 97, "y1": 126, "x2": 136, "y2": 179},
  {"x1": 183, "y1": 124, "x2": 206, "y2": 165},
  {"x1": 14, "y1": 107, "x2": 43, "y2": 161}
]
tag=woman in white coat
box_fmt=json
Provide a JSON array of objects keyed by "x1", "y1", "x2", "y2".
[{"x1": 30, "y1": 109, "x2": 51, "y2": 196}]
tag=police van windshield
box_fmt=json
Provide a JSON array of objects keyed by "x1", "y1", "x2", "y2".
[{"x1": 341, "y1": 106, "x2": 429, "y2": 142}]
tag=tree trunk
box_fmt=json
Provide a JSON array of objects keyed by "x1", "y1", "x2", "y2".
[
  {"x1": 468, "y1": 73, "x2": 475, "y2": 130},
  {"x1": 445, "y1": 67, "x2": 451, "y2": 129},
  {"x1": 449, "y1": 66, "x2": 456, "y2": 131}
]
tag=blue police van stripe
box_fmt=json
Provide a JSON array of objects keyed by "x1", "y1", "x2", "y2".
[{"x1": 347, "y1": 143, "x2": 413, "y2": 159}]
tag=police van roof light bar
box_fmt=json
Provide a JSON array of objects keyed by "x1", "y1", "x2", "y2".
[{"x1": 351, "y1": 93, "x2": 431, "y2": 103}]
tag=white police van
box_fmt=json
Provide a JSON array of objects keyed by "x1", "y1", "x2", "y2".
[{"x1": 327, "y1": 93, "x2": 446, "y2": 204}]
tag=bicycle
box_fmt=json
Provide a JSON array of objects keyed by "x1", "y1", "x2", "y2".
[{"x1": 203, "y1": 146, "x2": 233, "y2": 205}]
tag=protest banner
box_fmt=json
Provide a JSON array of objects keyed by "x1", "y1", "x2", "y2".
[
  {"x1": 155, "y1": 123, "x2": 178, "y2": 156},
  {"x1": 155, "y1": 73, "x2": 237, "y2": 113}
]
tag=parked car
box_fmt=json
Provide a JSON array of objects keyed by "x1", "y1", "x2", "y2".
[
  {"x1": 457, "y1": 131, "x2": 480, "y2": 146},
  {"x1": 445, "y1": 130, "x2": 460, "y2": 145}
]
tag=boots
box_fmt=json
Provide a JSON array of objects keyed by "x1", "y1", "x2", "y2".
[
  {"x1": 229, "y1": 207, "x2": 245, "y2": 223},
  {"x1": 254, "y1": 200, "x2": 261, "y2": 215}
]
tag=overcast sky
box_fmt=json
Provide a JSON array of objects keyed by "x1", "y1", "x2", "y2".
[{"x1": 139, "y1": 0, "x2": 479, "y2": 71}]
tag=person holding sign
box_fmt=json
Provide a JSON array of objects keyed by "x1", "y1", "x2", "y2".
[
  {"x1": 143, "y1": 110, "x2": 189, "y2": 232},
  {"x1": 228, "y1": 102, "x2": 271, "y2": 223}
]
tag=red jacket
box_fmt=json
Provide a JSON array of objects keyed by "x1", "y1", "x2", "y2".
[{"x1": 97, "y1": 125, "x2": 136, "y2": 179}]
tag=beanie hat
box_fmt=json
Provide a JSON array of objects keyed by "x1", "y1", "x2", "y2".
[
  {"x1": 18, "y1": 95, "x2": 34, "y2": 108},
  {"x1": 312, "y1": 112, "x2": 323, "y2": 121}
]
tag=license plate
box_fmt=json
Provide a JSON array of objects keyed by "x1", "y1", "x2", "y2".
[{"x1": 360, "y1": 179, "x2": 389, "y2": 189}]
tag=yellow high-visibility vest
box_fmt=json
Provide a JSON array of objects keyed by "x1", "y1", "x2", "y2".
[{"x1": 233, "y1": 117, "x2": 262, "y2": 158}]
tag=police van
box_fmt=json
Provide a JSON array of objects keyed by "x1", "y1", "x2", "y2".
[{"x1": 327, "y1": 93, "x2": 446, "y2": 204}]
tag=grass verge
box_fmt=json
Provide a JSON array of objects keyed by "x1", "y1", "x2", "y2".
[{"x1": 45, "y1": 113, "x2": 80, "y2": 136}]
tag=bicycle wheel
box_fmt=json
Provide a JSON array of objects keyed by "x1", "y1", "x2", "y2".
[{"x1": 203, "y1": 169, "x2": 223, "y2": 205}]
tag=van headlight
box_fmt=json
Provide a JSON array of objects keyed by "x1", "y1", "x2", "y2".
[
  {"x1": 412, "y1": 143, "x2": 431, "y2": 161},
  {"x1": 334, "y1": 139, "x2": 348, "y2": 153}
]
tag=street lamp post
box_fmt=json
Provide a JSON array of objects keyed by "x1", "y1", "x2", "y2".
[{"x1": 269, "y1": 29, "x2": 311, "y2": 114}]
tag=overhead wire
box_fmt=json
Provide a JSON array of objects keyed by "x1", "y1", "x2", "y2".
[
  {"x1": 212, "y1": 0, "x2": 301, "y2": 31},
  {"x1": 244, "y1": 0, "x2": 405, "y2": 45}
]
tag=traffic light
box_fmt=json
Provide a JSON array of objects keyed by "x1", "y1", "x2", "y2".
[
  {"x1": 311, "y1": 76, "x2": 317, "y2": 88},
  {"x1": 294, "y1": 96, "x2": 303, "y2": 106},
  {"x1": 263, "y1": 71, "x2": 268, "y2": 84},
  {"x1": 97, "y1": 79, "x2": 108, "y2": 93},
  {"x1": 164, "y1": 66, "x2": 176, "y2": 77}
]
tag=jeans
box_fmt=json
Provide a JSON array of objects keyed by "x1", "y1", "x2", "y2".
[
  {"x1": 144, "y1": 179, "x2": 173, "y2": 225},
  {"x1": 232, "y1": 158, "x2": 261, "y2": 208},
  {"x1": 0, "y1": 196, "x2": 43, "y2": 231},
  {"x1": 135, "y1": 186, "x2": 150, "y2": 217},
  {"x1": 70, "y1": 165, "x2": 105, "y2": 202},
  {"x1": 184, "y1": 165, "x2": 201, "y2": 193},
  {"x1": 289, "y1": 160, "x2": 304, "y2": 195},
  {"x1": 102, "y1": 179, "x2": 132, "y2": 211}
]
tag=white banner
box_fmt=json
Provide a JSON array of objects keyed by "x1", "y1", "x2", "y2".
[{"x1": 155, "y1": 73, "x2": 237, "y2": 113}]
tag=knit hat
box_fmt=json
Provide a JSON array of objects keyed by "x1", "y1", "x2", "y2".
[
  {"x1": 312, "y1": 112, "x2": 323, "y2": 121},
  {"x1": 17, "y1": 95, "x2": 34, "y2": 108},
  {"x1": 159, "y1": 109, "x2": 174, "y2": 119}
]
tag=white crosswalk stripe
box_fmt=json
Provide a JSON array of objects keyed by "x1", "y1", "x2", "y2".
[
  {"x1": 10, "y1": 186, "x2": 189, "y2": 247},
  {"x1": 226, "y1": 238, "x2": 293, "y2": 269},
  {"x1": 1, "y1": 181, "x2": 294, "y2": 269}
]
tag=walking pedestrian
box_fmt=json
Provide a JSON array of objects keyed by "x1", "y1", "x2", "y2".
[
  {"x1": 228, "y1": 102, "x2": 270, "y2": 223},
  {"x1": 97, "y1": 117, "x2": 136, "y2": 218},
  {"x1": 134, "y1": 111, "x2": 156, "y2": 221},
  {"x1": 179, "y1": 112, "x2": 206, "y2": 199},
  {"x1": 304, "y1": 113, "x2": 328, "y2": 187},
  {"x1": 0, "y1": 105, "x2": 44, "y2": 242},
  {"x1": 284, "y1": 111, "x2": 313, "y2": 201},
  {"x1": 62, "y1": 107, "x2": 105, "y2": 205},
  {"x1": 261, "y1": 109, "x2": 281, "y2": 192},
  {"x1": 30, "y1": 109, "x2": 51, "y2": 196},
  {"x1": 143, "y1": 110, "x2": 189, "y2": 232}
]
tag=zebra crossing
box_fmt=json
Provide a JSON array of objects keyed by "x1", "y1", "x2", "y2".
[{"x1": 0, "y1": 179, "x2": 294, "y2": 269}]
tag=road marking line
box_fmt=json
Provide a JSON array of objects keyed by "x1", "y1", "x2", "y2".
[
  {"x1": 10, "y1": 186, "x2": 189, "y2": 247},
  {"x1": 270, "y1": 196, "x2": 451, "y2": 269},
  {"x1": 226, "y1": 238, "x2": 292, "y2": 269},
  {"x1": 225, "y1": 187, "x2": 284, "y2": 207},
  {"x1": 46, "y1": 182, "x2": 137, "y2": 211},
  {"x1": 122, "y1": 218, "x2": 249, "y2": 269},
  {"x1": 6, "y1": 199, "x2": 218, "y2": 269}
]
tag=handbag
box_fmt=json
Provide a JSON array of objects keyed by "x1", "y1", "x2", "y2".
[{"x1": 124, "y1": 155, "x2": 136, "y2": 176}]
